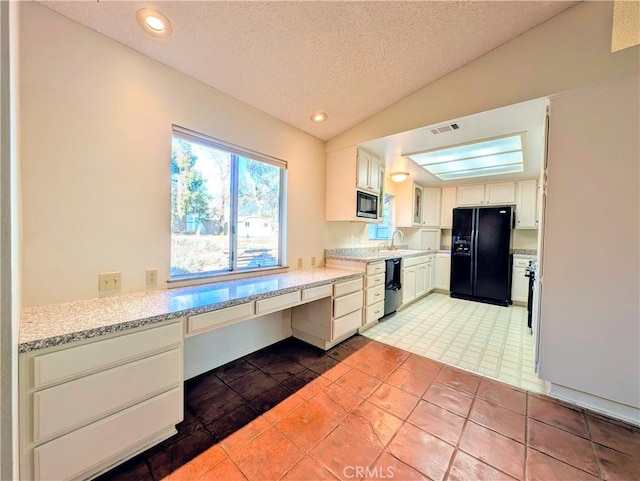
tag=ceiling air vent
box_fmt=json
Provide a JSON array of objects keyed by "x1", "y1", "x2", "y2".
[{"x1": 430, "y1": 123, "x2": 460, "y2": 135}]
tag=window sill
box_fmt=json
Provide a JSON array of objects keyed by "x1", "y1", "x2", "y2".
[{"x1": 167, "y1": 266, "x2": 290, "y2": 289}]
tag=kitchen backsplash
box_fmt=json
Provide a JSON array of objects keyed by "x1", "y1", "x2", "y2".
[
  {"x1": 324, "y1": 245, "x2": 410, "y2": 258},
  {"x1": 325, "y1": 246, "x2": 536, "y2": 257}
]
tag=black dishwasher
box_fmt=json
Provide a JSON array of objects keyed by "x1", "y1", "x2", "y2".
[{"x1": 383, "y1": 258, "x2": 402, "y2": 317}]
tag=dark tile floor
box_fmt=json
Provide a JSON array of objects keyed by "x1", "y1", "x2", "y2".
[{"x1": 97, "y1": 336, "x2": 640, "y2": 481}]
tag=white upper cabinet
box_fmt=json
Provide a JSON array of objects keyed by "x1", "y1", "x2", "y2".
[
  {"x1": 326, "y1": 146, "x2": 381, "y2": 222},
  {"x1": 398, "y1": 184, "x2": 441, "y2": 228},
  {"x1": 422, "y1": 187, "x2": 441, "y2": 227},
  {"x1": 356, "y1": 148, "x2": 381, "y2": 194},
  {"x1": 456, "y1": 182, "x2": 516, "y2": 206},
  {"x1": 396, "y1": 182, "x2": 423, "y2": 227},
  {"x1": 440, "y1": 187, "x2": 456, "y2": 228},
  {"x1": 485, "y1": 181, "x2": 516, "y2": 205},
  {"x1": 413, "y1": 184, "x2": 423, "y2": 225},
  {"x1": 515, "y1": 179, "x2": 538, "y2": 229},
  {"x1": 457, "y1": 184, "x2": 486, "y2": 206}
]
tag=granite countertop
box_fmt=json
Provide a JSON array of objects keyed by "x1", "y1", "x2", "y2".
[
  {"x1": 19, "y1": 268, "x2": 363, "y2": 353},
  {"x1": 513, "y1": 250, "x2": 537, "y2": 256},
  {"x1": 325, "y1": 247, "x2": 437, "y2": 263}
]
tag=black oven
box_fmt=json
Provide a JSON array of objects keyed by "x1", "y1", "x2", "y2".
[{"x1": 356, "y1": 190, "x2": 378, "y2": 219}]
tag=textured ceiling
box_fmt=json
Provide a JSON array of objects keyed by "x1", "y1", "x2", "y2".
[{"x1": 39, "y1": 1, "x2": 578, "y2": 141}]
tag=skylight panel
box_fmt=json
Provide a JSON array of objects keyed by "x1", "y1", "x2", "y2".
[
  {"x1": 425, "y1": 151, "x2": 523, "y2": 175},
  {"x1": 437, "y1": 164, "x2": 524, "y2": 181},
  {"x1": 407, "y1": 133, "x2": 525, "y2": 180}
]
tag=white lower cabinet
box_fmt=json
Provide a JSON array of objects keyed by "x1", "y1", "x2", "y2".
[
  {"x1": 425, "y1": 258, "x2": 434, "y2": 292},
  {"x1": 361, "y1": 261, "x2": 385, "y2": 331},
  {"x1": 20, "y1": 321, "x2": 184, "y2": 481},
  {"x1": 34, "y1": 388, "x2": 182, "y2": 481},
  {"x1": 402, "y1": 255, "x2": 435, "y2": 306},
  {"x1": 402, "y1": 265, "x2": 417, "y2": 305},
  {"x1": 415, "y1": 264, "x2": 427, "y2": 298},
  {"x1": 434, "y1": 253, "x2": 451, "y2": 291},
  {"x1": 512, "y1": 257, "x2": 532, "y2": 304},
  {"x1": 292, "y1": 277, "x2": 364, "y2": 349}
]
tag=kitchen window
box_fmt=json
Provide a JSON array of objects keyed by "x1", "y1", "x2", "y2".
[
  {"x1": 170, "y1": 126, "x2": 286, "y2": 279},
  {"x1": 368, "y1": 194, "x2": 395, "y2": 240}
]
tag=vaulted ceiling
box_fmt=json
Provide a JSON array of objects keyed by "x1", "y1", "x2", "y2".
[{"x1": 39, "y1": 1, "x2": 578, "y2": 141}]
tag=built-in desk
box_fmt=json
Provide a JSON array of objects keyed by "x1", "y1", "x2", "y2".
[{"x1": 18, "y1": 268, "x2": 363, "y2": 481}]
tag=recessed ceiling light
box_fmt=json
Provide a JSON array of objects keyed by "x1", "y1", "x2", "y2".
[
  {"x1": 136, "y1": 8, "x2": 173, "y2": 38},
  {"x1": 310, "y1": 112, "x2": 328, "y2": 123}
]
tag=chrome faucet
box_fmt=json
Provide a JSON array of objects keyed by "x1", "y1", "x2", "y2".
[{"x1": 390, "y1": 230, "x2": 405, "y2": 250}]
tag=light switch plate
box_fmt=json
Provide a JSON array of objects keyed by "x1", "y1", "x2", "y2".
[{"x1": 99, "y1": 272, "x2": 121, "y2": 292}]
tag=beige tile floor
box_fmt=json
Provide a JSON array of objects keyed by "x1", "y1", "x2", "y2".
[{"x1": 363, "y1": 292, "x2": 547, "y2": 393}]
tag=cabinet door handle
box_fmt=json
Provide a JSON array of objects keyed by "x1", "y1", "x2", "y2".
[{"x1": 375, "y1": 293, "x2": 381, "y2": 297}]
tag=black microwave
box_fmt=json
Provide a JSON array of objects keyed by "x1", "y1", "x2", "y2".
[{"x1": 356, "y1": 190, "x2": 379, "y2": 219}]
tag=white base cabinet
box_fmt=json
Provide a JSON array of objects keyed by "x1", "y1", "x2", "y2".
[
  {"x1": 402, "y1": 255, "x2": 434, "y2": 306},
  {"x1": 19, "y1": 321, "x2": 184, "y2": 481},
  {"x1": 362, "y1": 261, "x2": 385, "y2": 331},
  {"x1": 292, "y1": 277, "x2": 364, "y2": 349},
  {"x1": 434, "y1": 253, "x2": 451, "y2": 292},
  {"x1": 511, "y1": 257, "x2": 532, "y2": 304}
]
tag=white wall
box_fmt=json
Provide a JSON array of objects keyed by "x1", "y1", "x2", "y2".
[
  {"x1": 539, "y1": 78, "x2": 639, "y2": 420},
  {"x1": 1, "y1": 1, "x2": 20, "y2": 478},
  {"x1": 19, "y1": 2, "x2": 327, "y2": 307},
  {"x1": 327, "y1": 1, "x2": 639, "y2": 152}
]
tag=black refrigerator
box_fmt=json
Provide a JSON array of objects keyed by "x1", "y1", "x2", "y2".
[{"x1": 450, "y1": 206, "x2": 513, "y2": 306}]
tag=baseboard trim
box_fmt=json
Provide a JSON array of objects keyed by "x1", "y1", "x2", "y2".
[{"x1": 548, "y1": 382, "x2": 640, "y2": 426}]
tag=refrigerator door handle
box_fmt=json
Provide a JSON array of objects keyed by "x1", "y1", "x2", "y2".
[{"x1": 472, "y1": 210, "x2": 480, "y2": 295}]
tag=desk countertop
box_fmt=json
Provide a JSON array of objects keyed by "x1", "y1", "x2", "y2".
[{"x1": 19, "y1": 268, "x2": 363, "y2": 353}]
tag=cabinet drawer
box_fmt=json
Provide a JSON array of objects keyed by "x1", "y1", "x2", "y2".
[
  {"x1": 333, "y1": 291, "x2": 363, "y2": 319},
  {"x1": 365, "y1": 274, "x2": 384, "y2": 288},
  {"x1": 365, "y1": 285, "x2": 385, "y2": 306},
  {"x1": 365, "y1": 301, "x2": 385, "y2": 325},
  {"x1": 33, "y1": 388, "x2": 182, "y2": 481},
  {"x1": 33, "y1": 349, "x2": 182, "y2": 443},
  {"x1": 333, "y1": 309, "x2": 362, "y2": 340},
  {"x1": 255, "y1": 290, "x2": 301, "y2": 314},
  {"x1": 32, "y1": 322, "x2": 182, "y2": 389},
  {"x1": 366, "y1": 262, "x2": 385, "y2": 276},
  {"x1": 302, "y1": 284, "x2": 332, "y2": 302},
  {"x1": 333, "y1": 278, "x2": 363, "y2": 297},
  {"x1": 187, "y1": 302, "x2": 253, "y2": 335}
]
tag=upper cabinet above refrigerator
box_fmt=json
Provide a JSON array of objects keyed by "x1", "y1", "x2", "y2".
[{"x1": 457, "y1": 182, "x2": 516, "y2": 206}]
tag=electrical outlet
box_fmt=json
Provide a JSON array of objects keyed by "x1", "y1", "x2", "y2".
[
  {"x1": 311, "y1": 256, "x2": 316, "y2": 267},
  {"x1": 98, "y1": 272, "x2": 122, "y2": 292},
  {"x1": 297, "y1": 257, "x2": 303, "y2": 268},
  {"x1": 145, "y1": 269, "x2": 158, "y2": 287}
]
